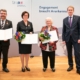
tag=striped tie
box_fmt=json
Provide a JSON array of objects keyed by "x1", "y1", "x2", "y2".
[{"x1": 1, "y1": 20, "x2": 4, "y2": 29}]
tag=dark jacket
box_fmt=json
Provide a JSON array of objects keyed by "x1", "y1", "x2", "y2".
[
  {"x1": 17, "y1": 20, "x2": 34, "y2": 33},
  {"x1": 62, "y1": 15, "x2": 80, "y2": 42}
]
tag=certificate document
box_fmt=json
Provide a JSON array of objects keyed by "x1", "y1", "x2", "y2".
[
  {"x1": 42, "y1": 30, "x2": 58, "y2": 44},
  {"x1": 0, "y1": 28, "x2": 12, "y2": 40},
  {"x1": 21, "y1": 34, "x2": 38, "y2": 44}
]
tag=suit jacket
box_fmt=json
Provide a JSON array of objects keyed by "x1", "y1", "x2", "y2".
[
  {"x1": 17, "y1": 20, "x2": 34, "y2": 33},
  {"x1": 39, "y1": 26, "x2": 59, "y2": 51},
  {"x1": 62, "y1": 15, "x2": 80, "y2": 42},
  {"x1": 0, "y1": 19, "x2": 12, "y2": 46}
]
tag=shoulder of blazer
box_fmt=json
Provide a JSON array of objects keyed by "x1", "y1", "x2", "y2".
[
  {"x1": 72, "y1": 15, "x2": 80, "y2": 22},
  {"x1": 73, "y1": 15, "x2": 80, "y2": 20},
  {"x1": 63, "y1": 17, "x2": 68, "y2": 21},
  {"x1": 18, "y1": 20, "x2": 32, "y2": 24},
  {"x1": 52, "y1": 26, "x2": 58, "y2": 30},
  {"x1": 73, "y1": 15, "x2": 79, "y2": 17},
  {"x1": 40, "y1": 26, "x2": 46, "y2": 32},
  {"x1": 43, "y1": 26, "x2": 46, "y2": 28},
  {"x1": 52, "y1": 26, "x2": 57, "y2": 29},
  {"x1": 28, "y1": 21, "x2": 32, "y2": 25},
  {"x1": 17, "y1": 20, "x2": 23, "y2": 26},
  {"x1": 18, "y1": 20, "x2": 23, "y2": 24},
  {"x1": 6, "y1": 19, "x2": 12, "y2": 23}
]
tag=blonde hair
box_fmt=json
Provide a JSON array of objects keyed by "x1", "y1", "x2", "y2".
[
  {"x1": 45, "y1": 17, "x2": 53, "y2": 23},
  {"x1": 67, "y1": 6, "x2": 74, "y2": 10}
]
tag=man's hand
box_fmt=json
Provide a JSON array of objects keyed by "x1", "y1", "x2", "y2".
[
  {"x1": 4, "y1": 40, "x2": 7, "y2": 41},
  {"x1": 78, "y1": 39, "x2": 80, "y2": 43},
  {"x1": 30, "y1": 32, "x2": 32, "y2": 34}
]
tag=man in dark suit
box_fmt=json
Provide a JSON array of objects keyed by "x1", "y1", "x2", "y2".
[
  {"x1": 62, "y1": 6, "x2": 80, "y2": 74},
  {"x1": 0, "y1": 9, "x2": 12, "y2": 72}
]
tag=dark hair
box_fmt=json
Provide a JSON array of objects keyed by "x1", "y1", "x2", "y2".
[{"x1": 21, "y1": 11, "x2": 29, "y2": 18}]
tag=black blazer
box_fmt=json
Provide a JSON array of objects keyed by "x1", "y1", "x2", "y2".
[
  {"x1": 62, "y1": 15, "x2": 80, "y2": 42},
  {"x1": 0, "y1": 19, "x2": 12, "y2": 46},
  {"x1": 17, "y1": 20, "x2": 34, "y2": 34}
]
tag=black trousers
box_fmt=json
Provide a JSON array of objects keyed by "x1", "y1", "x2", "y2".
[
  {"x1": 66, "y1": 36, "x2": 80, "y2": 70},
  {"x1": 41, "y1": 50, "x2": 55, "y2": 68},
  {"x1": 0, "y1": 44, "x2": 9, "y2": 69}
]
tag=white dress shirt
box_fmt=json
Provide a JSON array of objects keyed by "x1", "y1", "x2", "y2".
[
  {"x1": 46, "y1": 27, "x2": 51, "y2": 51},
  {"x1": 1, "y1": 19, "x2": 6, "y2": 28}
]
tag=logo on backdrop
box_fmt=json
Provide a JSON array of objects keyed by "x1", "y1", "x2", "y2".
[{"x1": 12, "y1": 0, "x2": 26, "y2": 7}]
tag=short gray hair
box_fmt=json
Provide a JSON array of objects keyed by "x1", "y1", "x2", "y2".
[{"x1": 45, "y1": 17, "x2": 53, "y2": 23}]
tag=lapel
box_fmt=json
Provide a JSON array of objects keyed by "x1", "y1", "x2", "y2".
[
  {"x1": 65, "y1": 17, "x2": 70, "y2": 28},
  {"x1": 50, "y1": 26, "x2": 54, "y2": 31},
  {"x1": 44, "y1": 26, "x2": 53, "y2": 31},
  {"x1": 22, "y1": 20, "x2": 29, "y2": 27},
  {"x1": 3, "y1": 19, "x2": 9, "y2": 29},
  {"x1": 71, "y1": 15, "x2": 76, "y2": 27},
  {"x1": 0, "y1": 19, "x2": 9, "y2": 29},
  {"x1": 42, "y1": 26, "x2": 47, "y2": 31}
]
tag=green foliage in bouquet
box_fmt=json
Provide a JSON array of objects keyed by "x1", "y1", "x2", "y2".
[{"x1": 39, "y1": 30, "x2": 51, "y2": 41}]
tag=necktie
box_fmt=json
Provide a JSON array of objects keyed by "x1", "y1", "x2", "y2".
[
  {"x1": 69, "y1": 17, "x2": 72, "y2": 27},
  {"x1": 1, "y1": 20, "x2": 4, "y2": 29}
]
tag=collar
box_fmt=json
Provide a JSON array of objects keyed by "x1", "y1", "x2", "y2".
[
  {"x1": 69, "y1": 15, "x2": 73, "y2": 18},
  {"x1": 1, "y1": 19, "x2": 6, "y2": 22},
  {"x1": 46, "y1": 26, "x2": 53, "y2": 31}
]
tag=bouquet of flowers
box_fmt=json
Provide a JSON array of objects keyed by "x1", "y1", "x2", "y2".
[
  {"x1": 14, "y1": 32, "x2": 26, "y2": 42},
  {"x1": 39, "y1": 30, "x2": 51, "y2": 42}
]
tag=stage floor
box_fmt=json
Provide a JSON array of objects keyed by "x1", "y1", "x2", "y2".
[{"x1": 0, "y1": 56, "x2": 80, "y2": 80}]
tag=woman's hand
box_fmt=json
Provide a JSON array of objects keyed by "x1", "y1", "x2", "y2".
[
  {"x1": 39, "y1": 37, "x2": 44, "y2": 41},
  {"x1": 30, "y1": 32, "x2": 32, "y2": 34},
  {"x1": 49, "y1": 41, "x2": 54, "y2": 44}
]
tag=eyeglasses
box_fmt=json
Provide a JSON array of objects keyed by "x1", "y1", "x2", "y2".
[{"x1": 0, "y1": 13, "x2": 6, "y2": 15}]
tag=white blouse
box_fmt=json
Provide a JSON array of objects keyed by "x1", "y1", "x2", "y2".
[{"x1": 46, "y1": 27, "x2": 51, "y2": 51}]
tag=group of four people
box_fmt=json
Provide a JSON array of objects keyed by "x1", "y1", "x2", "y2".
[{"x1": 0, "y1": 6, "x2": 80, "y2": 75}]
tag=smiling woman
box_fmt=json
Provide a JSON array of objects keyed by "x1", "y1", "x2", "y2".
[
  {"x1": 39, "y1": 17, "x2": 59, "y2": 72},
  {"x1": 16, "y1": 11, "x2": 34, "y2": 72}
]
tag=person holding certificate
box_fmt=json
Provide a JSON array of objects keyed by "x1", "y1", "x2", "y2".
[
  {"x1": 0, "y1": 9, "x2": 13, "y2": 72},
  {"x1": 39, "y1": 17, "x2": 59, "y2": 72},
  {"x1": 17, "y1": 11, "x2": 34, "y2": 72}
]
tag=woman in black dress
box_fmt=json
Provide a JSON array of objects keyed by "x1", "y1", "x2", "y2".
[{"x1": 17, "y1": 11, "x2": 34, "y2": 72}]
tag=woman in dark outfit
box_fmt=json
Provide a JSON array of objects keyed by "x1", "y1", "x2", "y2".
[{"x1": 17, "y1": 11, "x2": 34, "y2": 72}]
